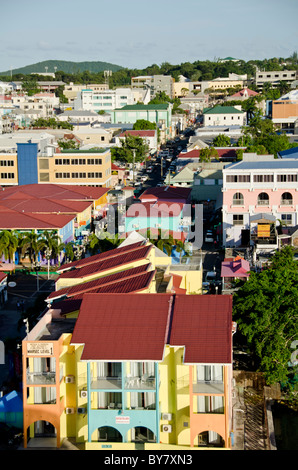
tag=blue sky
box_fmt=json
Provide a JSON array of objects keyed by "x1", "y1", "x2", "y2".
[{"x1": 0, "y1": 0, "x2": 298, "y2": 72}]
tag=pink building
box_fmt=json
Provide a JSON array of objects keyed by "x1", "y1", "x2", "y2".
[{"x1": 222, "y1": 154, "x2": 298, "y2": 253}]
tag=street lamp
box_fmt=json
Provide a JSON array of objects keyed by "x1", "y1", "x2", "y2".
[{"x1": 45, "y1": 247, "x2": 52, "y2": 280}]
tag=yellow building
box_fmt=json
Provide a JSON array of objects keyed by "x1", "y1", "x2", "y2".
[{"x1": 22, "y1": 293, "x2": 233, "y2": 450}]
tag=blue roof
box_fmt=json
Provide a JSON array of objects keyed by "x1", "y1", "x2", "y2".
[
  {"x1": 278, "y1": 147, "x2": 298, "y2": 158},
  {"x1": 225, "y1": 159, "x2": 298, "y2": 170}
]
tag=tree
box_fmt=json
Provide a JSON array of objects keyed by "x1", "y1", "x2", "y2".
[
  {"x1": 0, "y1": 230, "x2": 19, "y2": 263},
  {"x1": 199, "y1": 147, "x2": 218, "y2": 162},
  {"x1": 133, "y1": 119, "x2": 157, "y2": 130},
  {"x1": 111, "y1": 134, "x2": 149, "y2": 164},
  {"x1": 212, "y1": 134, "x2": 231, "y2": 147},
  {"x1": 233, "y1": 246, "x2": 298, "y2": 386},
  {"x1": 20, "y1": 231, "x2": 46, "y2": 265}
]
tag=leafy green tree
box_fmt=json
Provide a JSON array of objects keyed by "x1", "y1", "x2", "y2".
[
  {"x1": 133, "y1": 119, "x2": 157, "y2": 130},
  {"x1": 233, "y1": 246, "x2": 298, "y2": 386},
  {"x1": 212, "y1": 134, "x2": 231, "y2": 147},
  {"x1": 199, "y1": 147, "x2": 218, "y2": 162},
  {"x1": 111, "y1": 134, "x2": 149, "y2": 163},
  {"x1": 20, "y1": 231, "x2": 46, "y2": 265},
  {"x1": 0, "y1": 230, "x2": 19, "y2": 263}
]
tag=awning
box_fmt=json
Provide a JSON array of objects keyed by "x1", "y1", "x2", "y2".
[{"x1": 250, "y1": 213, "x2": 276, "y2": 224}]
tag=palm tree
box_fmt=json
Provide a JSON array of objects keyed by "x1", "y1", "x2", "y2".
[
  {"x1": 87, "y1": 232, "x2": 121, "y2": 255},
  {"x1": 20, "y1": 230, "x2": 46, "y2": 266},
  {"x1": 39, "y1": 230, "x2": 62, "y2": 277},
  {"x1": 0, "y1": 230, "x2": 19, "y2": 263}
]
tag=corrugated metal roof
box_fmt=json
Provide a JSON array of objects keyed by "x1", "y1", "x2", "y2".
[
  {"x1": 58, "y1": 245, "x2": 152, "y2": 280},
  {"x1": 70, "y1": 293, "x2": 233, "y2": 363},
  {"x1": 48, "y1": 264, "x2": 151, "y2": 300},
  {"x1": 169, "y1": 295, "x2": 233, "y2": 364}
]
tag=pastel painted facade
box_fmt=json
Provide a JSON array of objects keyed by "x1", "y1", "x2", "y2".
[
  {"x1": 222, "y1": 154, "x2": 298, "y2": 251},
  {"x1": 203, "y1": 106, "x2": 246, "y2": 127},
  {"x1": 22, "y1": 293, "x2": 233, "y2": 450}
]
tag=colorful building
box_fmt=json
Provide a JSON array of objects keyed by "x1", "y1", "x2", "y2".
[
  {"x1": 222, "y1": 153, "x2": 298, "y2": 253},
  {"x1": 22, "y1": 293, "x2": 233, "y2": 449}
]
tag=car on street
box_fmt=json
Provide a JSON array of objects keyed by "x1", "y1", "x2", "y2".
[{"x1": 204, "y1": 230, "x2": 214, "y2": 243}]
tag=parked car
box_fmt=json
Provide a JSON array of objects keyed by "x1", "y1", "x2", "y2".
[{"x1": 204, "y1": 230, "x2": 214, "y2": 243}]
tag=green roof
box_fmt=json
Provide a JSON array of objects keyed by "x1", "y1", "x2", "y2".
[
  {"x1": 113, "y1": 104, "x2": 170, "y2": 111},
  {"x1": 203, "y1": 105, "x2": 244, "y2": 115}
]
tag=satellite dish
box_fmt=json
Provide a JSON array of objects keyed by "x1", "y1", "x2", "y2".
[{"x1": 8, "y1": 282, "x2": 16, "y2": 287}]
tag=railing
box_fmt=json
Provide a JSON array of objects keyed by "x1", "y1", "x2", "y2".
[
  {"x1": 280, "y1": 199, "x2": 293, "y2": 205},
  {"x1": 193, "y1": 380, "x2": 224, "y2": 394},
  {"x1": 125, "y1": 375, "x2": 156, "y2": 390},
  {"x1": 26, "y1": 369, "x2": 56, "y2": 385},
  {"x1": 91, "y1": 376, "x2": 122, "y2": 390},
  {"x1": 257, "y1": 200, "x2": 269, "y2": 206}
]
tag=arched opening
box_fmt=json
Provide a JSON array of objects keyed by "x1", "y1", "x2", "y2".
[
  {"x1": 194, "y1": 430, "x2": 225, "y2": 448},
  {"x1": 281, "y1": 192, "x2": 293, "y2": 205},
  {"x1": 93, "y1": 426, "x2": 122, "y2": 442},
  {"x1": 127, "y1": 426, "x2": 156, "y2": 443},
  {"x1": 257, "y1": 192, "x2": 269, "y2": 206},
  {"x1": 26, "y1": 420, "x2": 57, "y2": 448},
  {"x1": 232, "y1": 192, "x2": 244, "y2": 205}
]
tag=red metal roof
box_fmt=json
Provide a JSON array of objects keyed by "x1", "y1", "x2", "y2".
[
  {"x1": 58, "y1": 241, "x2": 145, "y2": 272},
  {"x1": 0, "y1": 210, "x2": 75, "y2": 230},
  {"x1": 126, "y1": 201, "x2": 183, "y2": 218},
  {"x1": 58, "y1": 245, "x2": 152, "y2": 280},
  {"x1": 48, "y1": 264, "x2": 152, "y2": 300},
  {"x1": 71, "y1": 293, "x2": 172, "y2": 361},
  {"x1": 70, "y1": 293, "x2": 233, "y2": 363},
  {"x1": 169, "y1": 295, "x2": 233, "y2": 364},
  {"x1": 119, "y1": 130, "x2": 156, "y2": 137},
  {"x1": 0, "y1": 184, "x2": 108, "y2": 202},
  {"x1": 140, "y1": 186, "x2": 191, "y2": 203}
]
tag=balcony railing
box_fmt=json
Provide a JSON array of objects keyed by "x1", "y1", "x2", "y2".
[
  {"x1": 280, "y1": 199, "x2": 293, "y2": 205},
  {"x1": 91, "y1": 376, "x2": 122, "y2": 390},
  {"x1": 193, "y1": 381, "x2": 224, "y2": 394},
  {"x1": 125, "y1": 375, "x2": 156, "y2": 390},
  {"x1": 26, "y1": 370, "x2": 56, "y2": 385}
]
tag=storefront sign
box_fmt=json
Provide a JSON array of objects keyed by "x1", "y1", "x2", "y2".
[
  {"x1": 26, "y1": 342, "x2": 54, "y2": 356},
  {"x1": 115, "y1": 416, "x2": 130, "y2": 424}
]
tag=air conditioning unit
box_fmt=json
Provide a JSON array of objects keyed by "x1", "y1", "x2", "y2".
[
  {"x1": 77, "y1": 407, "x2": 86, "y2": 414},
  {"x1": 80, "y1": 390, "x2": 88, "y2": 399},
  {"x1": 162, "y1": 425, "x2": 172, "y2": 433},
  {"x1": 162, "y1": 413, "x2": 172, "y2": 421},
  {"x1": 65, "y1": 375, "x2": 75, "y2": 384},
  {"x1": 65, "y1": 407, "x2": 75, "y2": 414}
]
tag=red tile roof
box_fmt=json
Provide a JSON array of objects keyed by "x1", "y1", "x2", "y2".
[
  {"x1": 126, "y1": 201, "x2": 184, "y2": 218},
  {"x1": 169, "y1": 295, "x2": 233, "y2": 364},
  {"x1": 140, "y1": 186, "x2": 191, "y2": 203},
  {"x1": 71, "y1": 293, "x2": 172, "y2": 361},
  {"x1": 70, "y1": 293, "x2": 233, "y2": 363},
  {"x1": 58, "y1": 241, "x2": 145, "y2": 272},
  {"x1": 47, "y1": 263, "x2": 152, "y2": 301},
  {"x1": 57, "y1": 245, "x2": 152, "y2": 280},
  {"x1": 0, "y1": 210, "x2": 75, "y2": 230},
  {"x1": 119, "y1": 130, "x2": 156, "y2": 137}
]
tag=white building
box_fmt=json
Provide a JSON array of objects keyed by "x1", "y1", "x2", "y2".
[{"x1": 74, "y1": 87, "x2": 135, "y2": 113}]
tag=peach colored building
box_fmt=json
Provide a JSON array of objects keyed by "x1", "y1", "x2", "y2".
[
  {"x1": 272, "y1": 90, "x2": 298, "y2": 130},
  {"x1": 222, "y1": 153, "x2": 298, "y2": 252}
]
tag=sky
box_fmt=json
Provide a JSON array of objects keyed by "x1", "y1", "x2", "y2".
[{"x1": 0, "y1": 0, "x2": 298, "y2": 73}]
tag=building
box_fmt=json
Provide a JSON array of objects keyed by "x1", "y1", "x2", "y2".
[
  {"x1": 109, "y1": 104, "x2": 172, "y2": 142},
  {"x1": 222, "y1": 153, "x2": 298, "y2": 253},
  {"x1": 203, "y1": 106, "x2": 246, "y2": 127},
  {"x1": 131, "y1": 75, "x2": 174, "y2": 100},
  {"x1": 56, "y1": 110, "x2": 101, "y2": 125},
  {"x1": 221, "y1": 256, "x2": 250, "y2": 293},
  {"x1": 255, "y1": 70, "x2": 297, "y2": 89},
  {"x1": 74, "y1": 88, "x2": 135, "y2": 113},
  {"x1": 271, "y1": 89, "x2": 298, "y2": 131},
  {"x1": 0, "y1": 143, "x2": 112, "y2": 188},
  {"x1": 22, "y1": 292, "x2": 233, "y2": 449},
  {"x1": 114, "y1": 129, "x2": 158, "y2": 154}
]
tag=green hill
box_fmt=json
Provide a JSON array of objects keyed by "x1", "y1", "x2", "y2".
[{"x1": 0, "y1": 60, "x2": 123, "y2": 76}]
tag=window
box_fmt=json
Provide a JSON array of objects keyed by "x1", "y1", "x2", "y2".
[
  {"x1": 277, "y1": 174, "x2": 297, "y2": 182},
  {"x1": 0, "y1": 160, "x2": 14, "y2": 166},
  {"x1": 196, "y1": 395, "x2": 224, "y2": 414},
  {"x1": 253, "y1": 174, "x2": 274, "y2": 183},
  {"x1": 226, "y1": 174, "x2": 250, "y2": 183},
  {"x1": 1, "y1": 173, "x2": 14, "y2": 179},
  {"x1": 233, "y1": 215, "x2": 244, "y2": 225},
  {"x1": 281, "y1": 214, "x2": 292, "y2": 225},
  {"x1": 232, "y1": 192, "x2": 244, "y2": 205},
  {"x1": 281, "y1": 192, "x2": 293, "y2": 205},
  {"x1": 257, "y1": 192, "x2": 269, "y2": 205}
]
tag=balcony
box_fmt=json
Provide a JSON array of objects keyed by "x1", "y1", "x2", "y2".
[
  {"x1": 125, "y1": 375, "x2": 156, "y2": 390},
  {"x1": 26, "y1": 370, "x2": 56, "y2": 385},
  {"x1": 91, "y1": 376, "x2": 122, "y2": 390},
  {"x1": 193, "y1": 380, "x2": 224, "y2": 394}
]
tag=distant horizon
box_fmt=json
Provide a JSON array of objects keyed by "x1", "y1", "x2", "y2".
[
  {"x1": 1, "y1": 53, "x2": 297, "y2": 77},
  {"x1": 0, "y1": 0, "x2": 297, "y2": 73}
]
